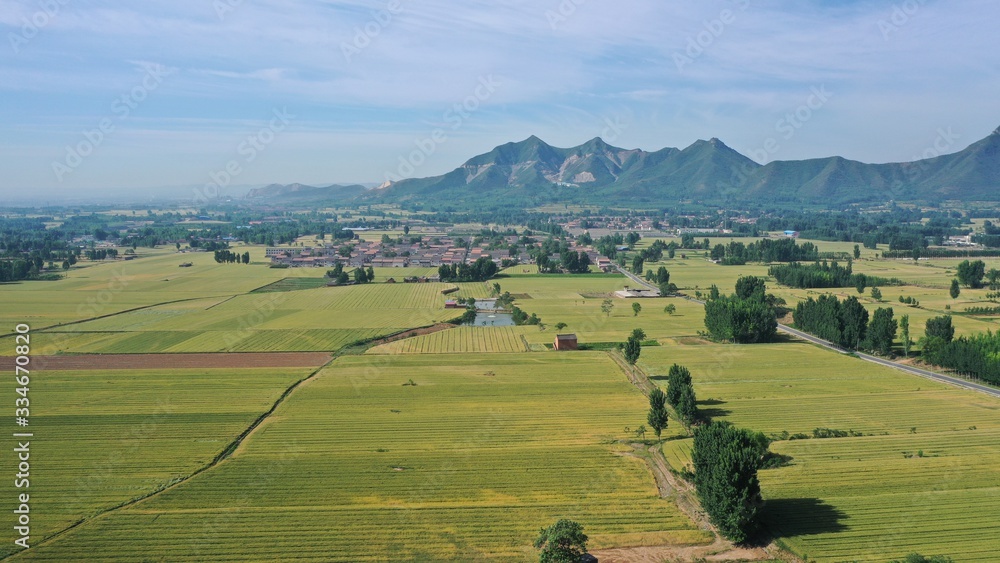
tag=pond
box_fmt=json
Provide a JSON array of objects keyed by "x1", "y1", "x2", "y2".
[{"x1": 471, "y1": 312, "x2": 516, "y2": 327}]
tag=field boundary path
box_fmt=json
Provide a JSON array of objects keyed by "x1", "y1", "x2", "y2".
[
  {"x1": 599, "y1": 351, "x2": 788, "y2": 563},
  {"x1": 679, "y1": 295, "x2": 1000, "y2": 399}
]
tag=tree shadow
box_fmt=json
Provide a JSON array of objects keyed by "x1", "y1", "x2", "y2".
[
  {"x1": 699, "y1": 398, "x2": 726, "y2": 406},
  {"x1": 697, "y1": 407, "x2": 732, "y2": 419},
  {"x1": 760, "y1": 498, "x2": 848, "y2": 541},
  {"x1": 770, "y1": 332, "x2": 799, "y2": 344}
]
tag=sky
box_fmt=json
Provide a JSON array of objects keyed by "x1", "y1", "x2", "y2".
[{"x1": 1, "y1": 0, "x2": 998, "y2": 202}]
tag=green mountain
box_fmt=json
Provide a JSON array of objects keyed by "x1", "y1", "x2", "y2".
[{"x1": 364, "y1": 128, "x2": 1000, "y2": 208}]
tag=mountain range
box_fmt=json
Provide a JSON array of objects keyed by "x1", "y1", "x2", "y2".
[{"x1": 261, "y1": 127, "x2": 1000, "y2": 209}]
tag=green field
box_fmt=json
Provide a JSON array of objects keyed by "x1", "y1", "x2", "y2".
[
  {"x1": 641, "y1": 343, "x2": 1000, "y2": 562},
  {"x1": 13, "y1": 353, "x2": 710, "y2": 561},
  {"x1": 0, "y1": 365, "x2": 318, "y2": 559},
  {"x1": 35, "y1": 279, "x2": 466, "y2": 354}
]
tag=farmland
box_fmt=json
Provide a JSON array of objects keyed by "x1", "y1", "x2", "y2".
[
  {"x1": 12, "y1": 353, "x2": 710, "y2": 561},
  {"x1": 0, "y1": 364, "x2": 323, "y2": 560},
  {"x1": 33, "y1": 277, "x2": 468, "y2": 354},
  {"x1": 641, "y1": 343, "x2": 1000, "y2": 562},
  {"x1": 4, "y1": 231, "x2": 1000, "y2": 562},
  {"x1": 367, "y1": 326, "x2": 529, "y2": 354}
]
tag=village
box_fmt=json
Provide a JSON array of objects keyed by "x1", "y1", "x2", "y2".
[{"x1": 265, "y1": 234, "x2": 617, "y2": 272}]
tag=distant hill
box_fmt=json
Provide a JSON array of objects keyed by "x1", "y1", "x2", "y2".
[
  {"x1": 245, "y1": 183, "x2": 367, "y2": 202},
  {"x1": 363, "y1": 127, "x2": 1000, "y2": 208}
]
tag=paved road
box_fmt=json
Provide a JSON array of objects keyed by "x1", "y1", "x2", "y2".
[{"x1": 672, "y1": 293, "x2": 1000, "y2": 399}]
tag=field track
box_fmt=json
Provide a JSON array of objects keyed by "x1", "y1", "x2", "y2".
[{"x1": 0, "y1": 352, "x2": 332, "y2": 370}]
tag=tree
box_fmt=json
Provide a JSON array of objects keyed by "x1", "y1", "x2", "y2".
[
  {"x1": 242, "y1": 251, "x2": 250, "y2": 264},
  {"x1": 647, "y1": 387, "x2": 669, "y2": 438},
  {"x1": 704, "y1": 295, "x2": 777, "y2": 344},
  {"x1": 632, "y1": 255, "x2": 644, "y2": 275},
  {"x1": 630, "y1": 328, "x2": 646, "y2": 341},
  {"x1": 853, "y1": 244, "x2": 861, "y2": 259},
  {"x1": 632, "y1": 302, "x2": 642, "y2": 316},
  {"x1": 949, "y1": 279, "x2": 961, "y2": 299},
  {"x1": 403, "y1": 225, "x2": 410, "y2": 235},
  {"x1": 900, "y1": 314, "x2": 911, "y2": 358},
  {"x1": 62, "y1": 260, "x2": 70, "y2": 270},
  {"x1": 459, "y1": 308, "x2": 477, "y2": 325},
  {"x1": 691, "y1": 421, "x2": 767, "y2": 544},
  {"x1": 554, "y1": 322, "x2": 568, "y2": 331},
  {"x1": 366, "y1": 266, "x2": 375, "y2": 282},
  {"x1": 534, "y1": 519, "x2": 589, "y2": 563},
  {"x1": 676, "y1": 383, "x2": 698, "y2": 425},
  {"x1": 870, "y1": 287, "x2": 882, "y2": 301},
  {"x1": 665, "y1": 364, "x2": 692, "y2": 407},
  {"x1": 855, "y1": 274, "x2": 867, "y2": 294},
  {"x1": 664, "y1": 304, "x2": 677, "y2": 315},
  {"x1": 601, "y1": 299, "x2": 614, "y2": 317},
  {"x1": 956, "y1": 259, "x2": 986, "y2": 288},
  {"x1": 735, "y1": 276, "x2": 766, "y2": 301},
  {"x1": 925, "y1": 315, "x2": 955, "y2": 343},
  {"x1": 623, "y1": 336, "x2": 641, "y2": 365},
  {"x1": 866, "y1": 307, "x2": 898, "y2": 356},
  {"x1": 354, "y1": 268, "x2": 368, "y2": 284}
]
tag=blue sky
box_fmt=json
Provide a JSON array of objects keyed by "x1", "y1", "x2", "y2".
[{"x1": 1, "y1": 0, "x2": 998, "y2": 200}]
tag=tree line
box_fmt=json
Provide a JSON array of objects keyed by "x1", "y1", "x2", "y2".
[
  {"x1": 437, "y1": 257, "x2": 499, "y2": 282},
  {"x1": 769, "y1": 260, "x2": 900, "y2": 289},
  {"x1": 703, "y1": 276, "x2": 780, "y2": 344},
  {"x1": 921, "y1": 315, "x2": 1000, "y2": 385},
  {"x1": 213, "y1": 249, "x2": 250, "y2": 264},
  {"x1": 710, "y1": 238, "x2": 822, "y2": 265},
  {"x1": 792, "y1": 294, "x2": 898, "y2": 355}
]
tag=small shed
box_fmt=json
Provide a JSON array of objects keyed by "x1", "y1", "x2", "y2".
[
  {"x1": 554, "y1": 334, "x2": 578, "y2": 351},
  {"x1": 444, "y1": 300, "x2": 460, "y2": 309}
]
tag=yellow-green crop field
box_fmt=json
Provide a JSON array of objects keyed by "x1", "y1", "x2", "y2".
[
  {"x1": 12, "y1": 354, "x2": 710, "y2": 561},
  {"x1": 0, "y1": 366, "x2": 317, "y2": 560},
  {"x1": 367, "y1": 326, "x2": 529, "y2": 354},
  {"x1": 34, "y1": 279, "x2": 468, "y2": 354},
  {"x1": 641, "y1": 343, "x2": 1000, "y2": 562}
]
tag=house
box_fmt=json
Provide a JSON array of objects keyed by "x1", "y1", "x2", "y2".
[
  {"x1": 784, "y1": 230, "x2": 800, "y2": 238},
  {"x1": 554, "y1": 334, "x2": 578, "y2": 351}
]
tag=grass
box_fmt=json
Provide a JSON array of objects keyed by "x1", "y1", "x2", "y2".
[
  {"x1": 0, "y1": 366, "x2": 314, "y2": 560},
  {"x1": 14, "y1": 353, "x2": 711, "y2": 561}
]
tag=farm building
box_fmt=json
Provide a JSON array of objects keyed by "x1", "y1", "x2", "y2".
[
  {"x1": 554, "y1": 334, "x2": 578, "y2": 351},
  {"x1": 444, "y1": 300, "x2": 460, "y2": 309}
]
